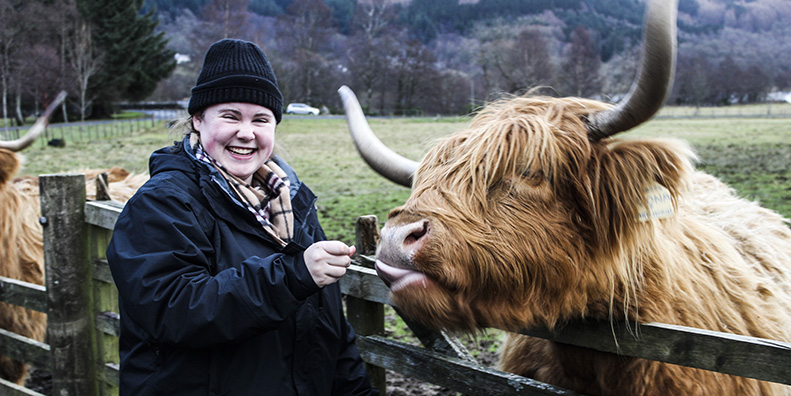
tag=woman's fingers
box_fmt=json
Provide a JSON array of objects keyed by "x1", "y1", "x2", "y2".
[{"x1": 304, "y1": 241, "x2": 357, "y2": 287}]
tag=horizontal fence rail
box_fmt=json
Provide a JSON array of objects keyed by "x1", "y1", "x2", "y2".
[
  {"x1": 341, "y1": 258, "x2": 791, "y2": 388},
  {"x1": 2, "y1": 177, "x2": 791, "y2": 395}
]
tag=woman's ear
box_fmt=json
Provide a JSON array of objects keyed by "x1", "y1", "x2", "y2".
[{"x1": 191, "y1": 114, "x2": 202, "y2": 132}]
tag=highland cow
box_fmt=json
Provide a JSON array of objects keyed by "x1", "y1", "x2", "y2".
[
  {"x1": 0, "y1": 95, "x2": 64, "y2": 385},
  {"x1": 338, "y1": 0, "x2": 791, "y2": 395},
  {"x1": 0, "y1": 93, "x2": 147, "y2": 385}
]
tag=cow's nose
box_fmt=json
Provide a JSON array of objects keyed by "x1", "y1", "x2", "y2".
[{"x1": 377, "y1": 219, "x2": 430, "y2": 268}]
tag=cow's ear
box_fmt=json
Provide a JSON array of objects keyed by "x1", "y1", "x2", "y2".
[
  {"x1": 581, "y1": 138, "x2": 695, "y2": 251},
  {"x1": 0, "y1": 150, "x2": 21, "y2": 187}
]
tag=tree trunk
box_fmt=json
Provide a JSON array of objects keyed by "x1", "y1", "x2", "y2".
[{"x1": 14, "y1": 91, "x2": 24, "y2": 126}]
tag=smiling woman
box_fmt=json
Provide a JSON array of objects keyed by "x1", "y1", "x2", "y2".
[{"x1": 104, "y1": 38, "x2": 379, "y2": 396}]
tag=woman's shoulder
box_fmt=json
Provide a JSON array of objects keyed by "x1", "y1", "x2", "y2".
[
  {"x1": 271, "y1": 156, "x2": 299, "y2": 182},
  {"x1": 127, "y1": 166, "x2": 202, "y2": 211}
]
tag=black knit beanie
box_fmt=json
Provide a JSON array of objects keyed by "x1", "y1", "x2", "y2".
[{"x1": 188, "y1": 39, "x2": 283, "y2": 123}]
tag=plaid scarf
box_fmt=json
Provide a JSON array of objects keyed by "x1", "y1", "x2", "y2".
[{"x1": 191, "y1": 133, "x2": 293, "y2": 246}]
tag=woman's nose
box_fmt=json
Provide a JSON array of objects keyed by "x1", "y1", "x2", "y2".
[{"x1": 237, "y1": 123, "x2": 255, "y2": 140}]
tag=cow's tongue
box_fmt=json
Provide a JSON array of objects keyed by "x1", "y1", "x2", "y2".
[{"x1": 375, "y1": 260, "x2": 430, "y2": 292}]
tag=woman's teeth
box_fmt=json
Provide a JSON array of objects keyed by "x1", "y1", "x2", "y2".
[{"x1": 228, "y1": 147, "x2": 254, "y2": 155}]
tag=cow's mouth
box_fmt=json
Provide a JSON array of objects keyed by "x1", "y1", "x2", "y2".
[{"x1": 375, "y1": 260, "x2": 433, "y2": 292}]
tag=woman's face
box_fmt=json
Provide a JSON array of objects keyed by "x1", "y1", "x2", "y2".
[{"x1": 193, "y1": 102, "x2": 277, "y2": 184}]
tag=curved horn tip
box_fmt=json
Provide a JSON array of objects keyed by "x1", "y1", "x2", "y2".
[
  {"x1": 0, "y1": 91, "x2": 68, "y2": 152},
  {"x1": 587, "y1": 0, "x2": 677, "y2": 140},
  {"x1": 338, "y1": 85, "x2": 417, "y2": 188}
]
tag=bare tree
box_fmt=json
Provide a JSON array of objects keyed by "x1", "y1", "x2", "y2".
[
  {"x1": 496, "y1": 27, "x2": 554, "y2": 93},
  {"x1": 345, "y1": 0, "x2": 400, "y2": 109},
  {"x1": 277, "y1": 0, "x2": 336, "y2": 104},
  {"x1": 672, "y1": 51, "x2": 713, "y2": 110},
  {"x1": 392, "y1": 39, "x2": 437, "y2": 115},
  {"x1": 600, "y1": 44, "x2": 639, "y2": 102},
  {"x1": 356, "y1": 0, "x2": 394, "y2": 41},
  {"x1": 556, "y1": 26, "x2": 602, "y2": 98},
  {"x1": 68, "y1": 20, "x2": 103, "y2": 124},
  {"x1": 201, "y1": 0, "x2": 251, "y2": 40},
  {"x1": 0, "y1": 0, "x2": 26, "y2": 132}
]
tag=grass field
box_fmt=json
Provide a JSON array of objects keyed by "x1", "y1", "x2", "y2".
[
  {"x1": 16, "y1": 112, "x2": 791, "y2": 243},
  {"x1": 11, "y1": 110, "x2": 791, "y2": 392}
]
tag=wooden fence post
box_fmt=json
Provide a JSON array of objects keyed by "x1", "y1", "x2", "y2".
[
  {"x1": 347, "y1": 215, "x2": 386, "y2": 394},
  {"x1": 40, "y1": 174, "x2": 99, "y2": 396}
]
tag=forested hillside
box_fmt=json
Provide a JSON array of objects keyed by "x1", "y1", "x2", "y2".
[
  {"x1": 2, "y1": 0, "x2": 789, "y2": 121},
  {"x1": 141, "y1": 0, "x2": 790, "y2": 115}
]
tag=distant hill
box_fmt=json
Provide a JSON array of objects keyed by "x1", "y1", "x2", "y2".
[
  {"x1": 146, "y1": 0, "x2": 790, "y2": 61},
  {"x1": 146, "y1": 0, "x2": 790, "y2": 108}
]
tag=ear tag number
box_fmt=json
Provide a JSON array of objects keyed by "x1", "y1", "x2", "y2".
[{"x1": 638, "y1": 183, "x2": 674, "y2": 222}]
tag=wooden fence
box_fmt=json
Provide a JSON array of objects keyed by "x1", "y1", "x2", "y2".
[{"x1": 1, "y1": 173, "x2": 791, "y2": 395}]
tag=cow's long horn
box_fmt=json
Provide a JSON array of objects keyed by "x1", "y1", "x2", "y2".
[
  {"x1": 338, "y1": 85, "x2": 418, "y2": 188},
  {"x1": 586, "y1": 0, "x2": 678, "y2": 140},
  {"x1": 0, "y1": 91, "x2": 67, "y2": 152}
]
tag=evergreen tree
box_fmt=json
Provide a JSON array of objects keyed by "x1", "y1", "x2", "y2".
[{"x1": 78, "y1": 0, "x2": 175, "y2": 117}]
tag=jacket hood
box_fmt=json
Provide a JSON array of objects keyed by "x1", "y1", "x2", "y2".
[{"x1": 149, "y1": 137, "x2": 198, "y2": 178}]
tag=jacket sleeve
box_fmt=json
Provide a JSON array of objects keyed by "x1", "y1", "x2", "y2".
[
  {"x1": 330, "y1": 293, "x2": 380, "y2": 396},
  {"x1": 106, "y1": 179, "x2": 320, "y2": 348}
]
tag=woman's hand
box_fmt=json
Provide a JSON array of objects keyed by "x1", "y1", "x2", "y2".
[{"x1": 303, "y1": 241, "x2": 356, "y2": 287}]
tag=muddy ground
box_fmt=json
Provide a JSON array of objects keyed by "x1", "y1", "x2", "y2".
[{"x1": 24, "y1": 343, "x2": 501, "y2": 396}]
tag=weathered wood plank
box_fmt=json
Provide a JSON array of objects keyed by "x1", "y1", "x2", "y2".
[
  {"x1": 84, "y1": 200, "x2": 123, "y2": 230},
  {"x1": 340, "y1": 264, "x2": 791, "y2": 386},
  {"x1": 93, "y1": 259, "x2": 113, "y2": 284},
  {"x1": 340, "y1": 263, "x2": 391, "y2": 305},
  {"x1": 357, "y1": 335, "x2": 583, "y2": 396},
  {"x1": 96, "y1": 311, "x2": 121, "y2": 338},
  {"x1": 394, "y1": 306, "x2": 476, "y2": 363},
  {"x1": 0, "y1": 328, "x2": 50, "y2": 368},
  {"x1": 40, "y1": 174, "x2": 99, "y2": 396},
  {"x1": 101, "y1": 362, "x2": 119, "y2": 388},
  {"x1": 0, "y1": 376, "x2": 46, "y2": 396},
  {"x1": 87, "y1": 212, "x2": 120, "y2": 396},
  {"x1": 521, "y1": 321, "x2": 791, "y2": 386},
  {"x1": 0, "y1": 276, "x2": 47, "y2": 313},
  {"x1": 95, "y1": 173, "x2": 110, "y2": 201},
  {"x1": 346, "y1": 216, "x2": 387, "y2": 394}
]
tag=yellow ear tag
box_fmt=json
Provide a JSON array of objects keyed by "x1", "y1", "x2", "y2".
[{"x1": 638, "y1": 183, "x2": 675, "y2": 222}]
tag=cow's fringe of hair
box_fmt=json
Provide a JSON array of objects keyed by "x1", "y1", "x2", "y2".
[
  {"x1": 0, "y1": 149, "x2": 46, "y2": 385},
  {"x1": 409, "y1": 95, "x2": 791, "y2": 336}
]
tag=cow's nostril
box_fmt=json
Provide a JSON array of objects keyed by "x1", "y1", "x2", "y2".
[{"x1": 405, "y1": 220, "x2": 429, "y2": 245}]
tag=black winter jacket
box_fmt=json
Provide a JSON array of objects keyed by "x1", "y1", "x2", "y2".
[{"x1": 106, "y1": 137, "x2": 377, "y2": 395}]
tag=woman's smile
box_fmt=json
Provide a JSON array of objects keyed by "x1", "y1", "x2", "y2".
[{"x1": 192, "y1": 102, "x2": 277, "y2": 183}]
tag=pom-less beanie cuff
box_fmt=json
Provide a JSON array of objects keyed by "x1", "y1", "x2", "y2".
[{"x1": 188, "y1": 39, "x2": 283, "y2": 123}]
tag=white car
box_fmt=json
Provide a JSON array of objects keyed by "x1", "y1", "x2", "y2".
[{"x1": 286, "y1": 103, "x2": 320, "y2": 116}]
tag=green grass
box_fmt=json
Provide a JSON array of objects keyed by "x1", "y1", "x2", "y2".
[
  {"x1": 627, "y1": 117, "x2": 791, "y2": 219},
  {"x1": 17, "y1": 112, "x2": 791, "y2": 243},
  {"x1": 13, "y1": 109, "x2": 791, "y2": 371}
]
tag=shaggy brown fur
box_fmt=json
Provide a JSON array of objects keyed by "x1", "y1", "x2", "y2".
[
  {"x1": 380, "y1": 96, "x2": 791, "y2": 395},
  {"x1": 0, "y1": 150, "x2": 147, "y2": 385},
  {"x1": 0, "y1": 149, "x2": 47, "y2": 385}
]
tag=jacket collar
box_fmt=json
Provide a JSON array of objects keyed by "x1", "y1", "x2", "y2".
[{"x1": 149, "y1": 136, "x2": 316, "y2": 251}]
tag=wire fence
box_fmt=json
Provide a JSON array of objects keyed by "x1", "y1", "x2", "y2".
[
  {"x1": 0, "y1": 116, "x2": 157, "y2": 148},
  {"x1": 656, "y1": 102, "x2": 791, "y2": 118},
  {"x1": 0, "y1": 108, "x2": 188, "y2": 148},
  {"x1": 2, "y1": 104, "x2": 790, "y2": 148}
]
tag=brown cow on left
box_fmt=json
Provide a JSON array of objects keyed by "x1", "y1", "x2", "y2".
[{"x1": 0, "y1": 92, "x2": 147, "y2": 385}]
